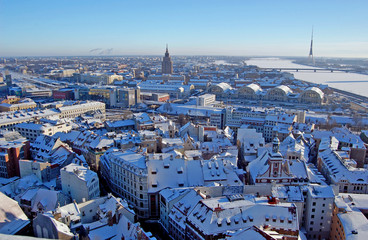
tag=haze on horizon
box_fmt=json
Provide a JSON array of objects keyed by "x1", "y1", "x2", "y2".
[{"x1": 0, "y1": 0, "x2": 367, "y2": 58}]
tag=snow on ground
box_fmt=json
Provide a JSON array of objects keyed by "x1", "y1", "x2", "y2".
[
  {"x1": 213, "y1": 60, "x2": 238, "y2": 66},
  {"x1": 246, "y1": 58, "x2": 319, "y2": 69}
]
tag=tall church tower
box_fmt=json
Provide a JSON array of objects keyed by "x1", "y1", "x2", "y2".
[{"x1": 162, "y1": 44, "x2": 173, "y2": 74}]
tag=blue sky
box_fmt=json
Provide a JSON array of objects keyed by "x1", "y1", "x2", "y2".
[{"x1": 0, "y1": 0, "x2": 367, "y2": 57}]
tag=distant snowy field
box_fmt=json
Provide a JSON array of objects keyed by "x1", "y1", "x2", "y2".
[
  {"x1": 245, "y1": 58, "x2": 368, "y2": 98},
  {"x1": 213, "y1": 60, "x2": 238, "y2": 66}
]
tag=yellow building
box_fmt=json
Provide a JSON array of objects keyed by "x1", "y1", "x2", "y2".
[
  {"x1": 1, "y1": 95, "x2": 20, "y2": 104},
  {"x1": 330, "y1": 194, "x2": 368, "y2": 240},
  {"x1": 0, "y1": 98, "x2": 37, "y2": 112}
]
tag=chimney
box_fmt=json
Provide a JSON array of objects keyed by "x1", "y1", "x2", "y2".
[{"x1": 107, "y1": 211, "x2": 114, "y2": 226}]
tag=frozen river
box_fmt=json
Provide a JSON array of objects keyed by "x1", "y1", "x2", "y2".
[{"x1": 245, "y1": 58, "x2": 368, "y2": 98}]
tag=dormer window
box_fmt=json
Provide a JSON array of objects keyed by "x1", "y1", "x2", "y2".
[{"x1": 217, "y1": 218, "x2": 222, "y2": 227}]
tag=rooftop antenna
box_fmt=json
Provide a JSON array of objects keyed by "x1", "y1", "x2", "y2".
[{"x1": 308, "y1": 26, "x2": 315, "y2": 65}]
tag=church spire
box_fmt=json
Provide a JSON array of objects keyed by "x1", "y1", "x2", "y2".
[
  {"x1": 165, "y1": 44, "x2": 169, "y2": 57},
  {"x1": 272, "y1": 137, "x2": 280, "y2": 153},
  {"x1": 162, "y1": 44, "x2": 173, "y2": 74}
]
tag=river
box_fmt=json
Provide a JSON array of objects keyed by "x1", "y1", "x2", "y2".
[{"x1": 245, "y1": 58, "x2": 368, "y2": 98}]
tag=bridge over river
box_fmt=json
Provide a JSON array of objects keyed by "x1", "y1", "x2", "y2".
[{"x1": 259, "y1": 67, "x2": 354, "y2": 73}]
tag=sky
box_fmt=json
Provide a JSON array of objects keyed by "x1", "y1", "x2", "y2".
[{"x1": 0, "y1": 0, "x2": 367, "y2": 57}]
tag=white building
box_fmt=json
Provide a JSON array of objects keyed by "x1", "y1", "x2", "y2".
[
  {"x1": 317, "y1": 147, "x2": 368, "y2": 194},
  {"x1": 263, "y1": 114, "x2": 297, "y2": 142},
  {"x1": 99, "y1": 150, "x2": 149, "y2": 219},
  {"x1": 225, "y1": 106, "x2": 271, "y2": 134},
  {"x1": 0, "y1": 101, "x2": 105, "y2": 130},
  {"x1": 15, "y1": 121, "x2": 72, "y2": 142},
  {"x1": 58, "y1": 101, "x2": 106, "y2": 119},
  {"x1": 80, "y1": 72, "x2": 123, "y2": 85},
  {"x1": 303, "y1": 185, "x2": 334, "y2": 240},
  {"x1": 101, "y1": 149, "x2": 243, "y2": 219},
  {"x1": 159, "y1": 188, "x2": 191, "y2": 233},
  {"x1": 278, "y1": 133, "x2": 310, "y2": 162},
  {"x1": 19, "y1": 160, "x2": 52, "y2": 182},
  {"x1": 32, "y1": 194, "x2": 148, "y2": 240},
  {"x1": 247, "y1": 137, "x2": 322, "y2": 186},
  {"x1": 185, "y1": 195, "x2": 300, "y2": 240},
  {"x1": 225, "y1": 107, "x2": 297, "y2": 142},
  {"x1": 196, "y1": 94, "x2": 216, "y2": 106},
  {"x1": 60, "y1": 163, "x2": 100, "y2": 203},
  {"x1": 167, "y1": 189, "x2": 204, "y2": 240},
  {"x1": 237, "y1": 127, "x2": 265, "y2": 166},
  {"x1": 138, "y1": 81, "x2": 194, "y2": 98},
  {"x1": 0, "y1": 109, "x2": 59, "y2": 130}
]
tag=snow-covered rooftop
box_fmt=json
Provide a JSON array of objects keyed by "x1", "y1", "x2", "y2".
[
  {"x1": 0, "y1": 192, "x2": 30, "y2": 235},
  {"x1": 62, "y1": 163, "x2": 98, "y2": 185}
]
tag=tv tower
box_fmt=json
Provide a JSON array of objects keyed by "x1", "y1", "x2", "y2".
[{"x1": 308, "y1": 27, "x2": 315, "y2": 65}]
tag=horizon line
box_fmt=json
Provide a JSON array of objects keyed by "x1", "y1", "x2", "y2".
[{"x1": 1, "y1": 55, "x2": 367, "y2": 59}]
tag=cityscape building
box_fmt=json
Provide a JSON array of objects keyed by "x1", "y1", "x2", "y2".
[
  {"x1": 1, "y1": 45, "x2": 368, "y2": 240},
  {"x1": 162, "y1": 45, "x2": 173, "y2": 74},
  {"x1": 60, "y1": 163, "x2": 100, "y2": 203}
]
